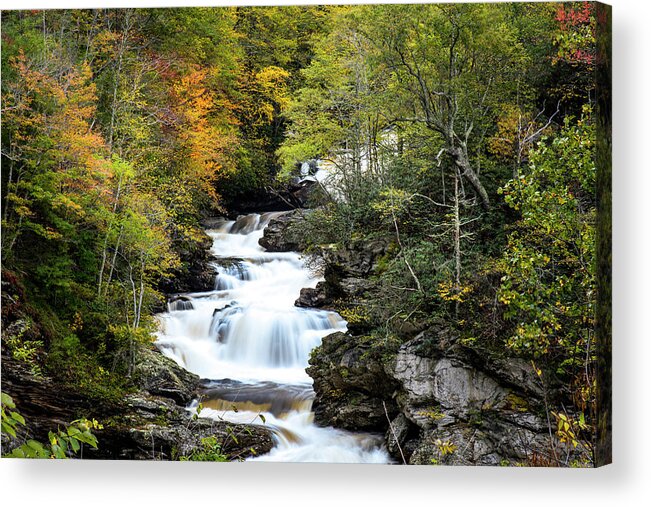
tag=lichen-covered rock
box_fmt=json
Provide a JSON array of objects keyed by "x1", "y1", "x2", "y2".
[
  {"x1": 132, "y1": 347, "x2": 201, "y2": 405},
  {"x1": 92, "y1": 393, "x2": 274, "y2": 461},
  {"x1": 407, "y1": 415, "x2": 557, "y2": 466},
  {"x1": 338, "y1": 277, "x2": 374, "y2": 298},
  {"x1": 294, "y1": 276, "x2": 374, "y2": 311},
  {"x1": 408, "y1": 424, "x2": 499, "y2": 465},
  {"x1": 305, "y1": 327, "x2": 587, "y2": 466},
  {"x1": 2, "y1": 350, "x2": 274, "y2": 462},
  {"x1": 385, "y1": 331, "x2": 588, "y2": 465},
  {"x1": 321, "y1": 238, "x2": 389, "y2": 288}
]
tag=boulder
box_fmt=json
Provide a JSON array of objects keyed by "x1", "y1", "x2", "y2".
[
  {"x1": 406, "y1": 416, "x2": 557, "y2": 466},
  {"x1": 322, "y1": 237, "x2": 389, "y2": 283},
  {"x1": 92, "y1": 393, "x2": 274, "y2": 461},
  {"x1": 313, "y1": 393, "x2": 391, "y2": 432},
  {"x1": 307, "y1": 332, "x2": 400, "y2": 432},
  {"x1": 1, "y1": 351, "x2": 275, "y2": 462},
  {"x1": 258, "y1": 210, "x2": 309, "y2": 252},
  {"x1": 132, "y1": 347, "x2": 201, "y2": 406},
  {"x1": 385, "y1": 331, "x2": 588, "y2": 465},
  {"x1": 408, "y1": 424, "x2": 500, "y2": 465},
  {"x1": 295, "y1": 282, "x2": 332, "y2": 309},
  {"x1": 305, "y1": 326, "x2": 588, "y2": 465}
]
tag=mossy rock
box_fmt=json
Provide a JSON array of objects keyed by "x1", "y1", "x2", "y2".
[{"x1": 131, "y1": 346, "x2": 200, "y2": 405}]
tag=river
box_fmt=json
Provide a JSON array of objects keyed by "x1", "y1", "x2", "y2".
[{"x1": 154, "y1": 212, "x2": 390, "y2": 463}]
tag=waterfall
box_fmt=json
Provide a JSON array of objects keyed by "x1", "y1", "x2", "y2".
[{"x1": 154, "y1": 212, "x2": 390, "y2": 463}]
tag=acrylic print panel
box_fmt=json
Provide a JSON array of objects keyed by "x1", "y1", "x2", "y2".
[{"x1": 0, "y1": 1, "x2": 611, "y2": 466}]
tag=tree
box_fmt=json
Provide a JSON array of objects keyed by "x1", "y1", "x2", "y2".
[
  {"x1": 498, "y1": 108, "x2": 596, "y2": 405},
  {"x1": 278, "y1": 6, "x2": 395, "y2": 214},
  {"x1": 1, "y1": 51, "x2": 111, "y2": 268},
  {"x1": 550, "y1": 1, "x2": 597, "y2": 114},
  {"x1": 358, "y1": 3, "x2": 529, "y2": 208}
]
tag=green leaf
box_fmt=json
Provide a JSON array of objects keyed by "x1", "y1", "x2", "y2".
[
  {"x1": 26, "y1": 439, "x2": 45, "y2": 452},
  {"x1": 69, "y1": 437, "x2": 80, "y2": 453},
  {"x1": 67, "y1": 426, "x2": 81, "y2": 436},
  {"x1": 23, "y1": 446, "x2": 37, "y2": 458},
  {"x1": 1, "y1": 393, "x2": 16, "y2": 408},
  {"x1": 10, "y1": 411, "x2": 25, "y2": 425},
  {"x1": 2, "y1": 421, "x2": 17, "y2": 438},
  {"x1": 51, "y1": 444, "x2": 66, "y2": 459},
  {"x1": 74, "y1": 431, "x2": 98, "y2": 448},
  {"x1": 8, "y1": 447, "x2": 26, "y2": 458}
]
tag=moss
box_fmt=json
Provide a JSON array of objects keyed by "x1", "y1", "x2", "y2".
[
  {"x1": 327, "y1": 388, "x2": 345, "y2": 400},
  {"x1": 339, "y1": 306, "x2": 371, "y2": 326},
  {"x1": 152, "y1": 414, "x2": 171, "y2": 427},
  {"x1": 468, "y1": 409, "x2": 483, "y2": 427},
  {"x1": 505, "y1": 392, "x2": 530, "y2": 413},
  {"x1": 418, "y1": 407, "x2": 446, "y2": 421}
]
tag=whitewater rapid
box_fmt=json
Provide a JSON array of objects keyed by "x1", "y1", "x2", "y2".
[{"x1": 154, "y1": 212, "x2": 390, "y2": 463}]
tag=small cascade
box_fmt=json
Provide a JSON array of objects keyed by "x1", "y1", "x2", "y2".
[
  {"x1": 155, "y1": 212, "x2": 390, "y2": 463},
  {"x1": 167, "y1": 297, "x2": 194, "y2": 312}
]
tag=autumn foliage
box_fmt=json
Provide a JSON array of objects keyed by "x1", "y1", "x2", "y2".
[{"x1": 0, "y1": 7, "x2": 299, "y2": 389}]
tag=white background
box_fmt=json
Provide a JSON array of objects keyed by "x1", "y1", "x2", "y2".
[{"x1": 1, "y1": 0, "x2": 649, "y2": 505}]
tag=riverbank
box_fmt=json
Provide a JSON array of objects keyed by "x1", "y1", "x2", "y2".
[
  {"x1": 1, "y1": 265, "x2": 274, "y2": 461},
  {"x1": 260, "y1": 210, "x2": 593, "y2": 466}
]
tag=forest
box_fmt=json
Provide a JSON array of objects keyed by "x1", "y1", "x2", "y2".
[{"x1": 1, "y1": 2, "x2": 609, "y2": 466}]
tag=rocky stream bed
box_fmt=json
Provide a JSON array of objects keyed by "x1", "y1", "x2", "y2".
[{"x1": 2, "y1": 209, "x2": 586, "y2": 464}]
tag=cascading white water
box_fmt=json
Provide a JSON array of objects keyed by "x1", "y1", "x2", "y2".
[{"x1": 154, "y1": 212, "x2": 390, "y2": 463}]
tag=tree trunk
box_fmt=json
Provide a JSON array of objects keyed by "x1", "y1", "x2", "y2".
[
  {"x1": 103, "y1": 225, "x2": 124, "y2": 298},
  {"x1": 447, "y1": 145, "x2": 490, "y2": 209},
  {"x1": 454, "y1": 172, "x2": 461, "y2": 319},
  {"x1": 98, "y1": 174, "x2": 124, "y2": 296}
]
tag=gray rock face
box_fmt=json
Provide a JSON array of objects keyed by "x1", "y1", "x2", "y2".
[
  {"x1": 306, "y1": 328, "x2": 589, "y2": 466},
  {"x1": 393, "y1": 344, "x2": 506, "y2": 421},
  {"x1": 258, "y1": 210, "x2": 308, "y2": 252},
  {"x1": 387, "y1": 332, "x2": 556, "y2": 464}
]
